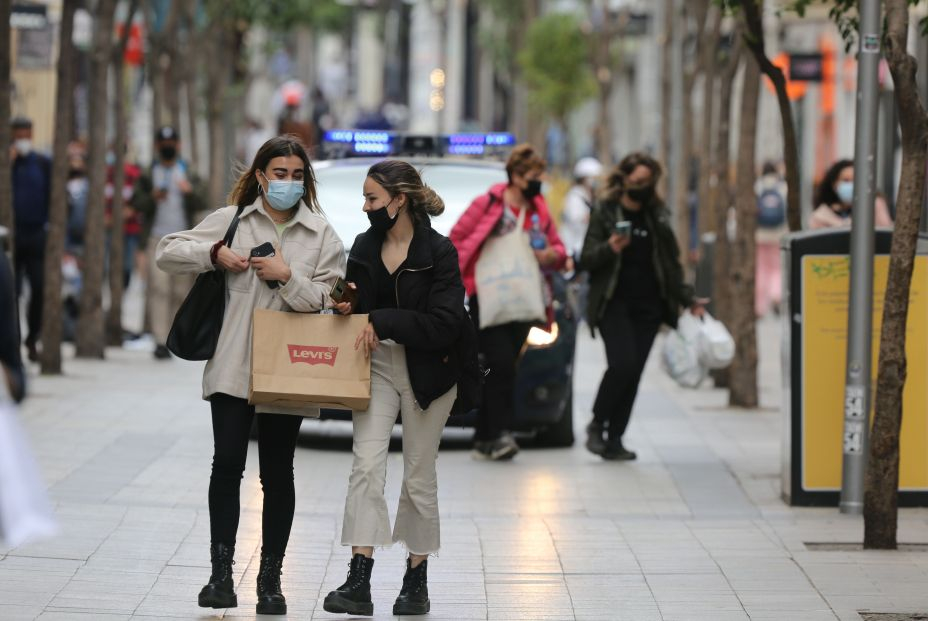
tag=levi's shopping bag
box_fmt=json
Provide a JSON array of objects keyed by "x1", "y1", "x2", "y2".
[{"x1": 249, "y1": 309, "x2": 371, "y2": 411}]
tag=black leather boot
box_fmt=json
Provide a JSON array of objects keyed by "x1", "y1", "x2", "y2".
[
  {"x1": 198, "y1": 543, "x2": 237, "y2": 609},
  {"x1": 392, "y1": 558, "x2": 430, "y2": 615},
  {"x1": 256, "y1": 552, "x2": 286, "y2": 615},
  {"x1": 323, "y1": 553, "x2": 375, "y2": 616}
]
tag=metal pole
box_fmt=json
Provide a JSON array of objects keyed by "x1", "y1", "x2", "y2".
[{"x1": 840, "y1": 0, "x2": 881, "y2": 515}]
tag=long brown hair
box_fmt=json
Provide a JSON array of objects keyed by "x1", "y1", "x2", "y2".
[
  {"x1": 228, "y1": 135, "x2": 320, "y2": 212},
  {"x1": 366, "y1": 160, "x2": 444, "y2": 225}
]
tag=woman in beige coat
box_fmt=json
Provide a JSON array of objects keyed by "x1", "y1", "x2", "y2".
[{"x1": 156, "y1": 135, "x2": 345, "y2": 616}]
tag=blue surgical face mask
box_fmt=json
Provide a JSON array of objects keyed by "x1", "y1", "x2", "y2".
[
  {"x1": 260, "y1": 172, "x2": 305, "y2": 211},
  {"x1": 836, "y1": 180, "x2": 854, "y2": 205}
]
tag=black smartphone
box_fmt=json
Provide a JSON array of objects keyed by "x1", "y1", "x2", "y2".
[
  {"x1": 330, "y1": 277, "x2": 357, "y2": 306},
  {"x1": 250, "y1": 242, "x2": 278, "y2": 289}
]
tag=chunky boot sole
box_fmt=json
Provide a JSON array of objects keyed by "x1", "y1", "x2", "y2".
[
  {"x1": 256, "y1": 598, "x2": 287, "y2": 615},
  {"x1": 323, "y1": 592, "x2": 374, "y2": 616},
  {"x1": 393, "y1": 599, "x2": 430, "y2": 615},
  {"x1": 198, "y1": 586, "x2": 238, "y2": 609}
]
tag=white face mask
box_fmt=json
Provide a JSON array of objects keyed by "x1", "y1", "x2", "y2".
[{"x1": 14, "y1": 139, "x2": 32, "y2": 156}]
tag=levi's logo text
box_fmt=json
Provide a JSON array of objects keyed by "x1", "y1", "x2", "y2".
[{"x1": 288, "y1": 345, "x2": 338, "y2": 366}]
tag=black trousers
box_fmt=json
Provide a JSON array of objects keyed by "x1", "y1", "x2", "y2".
[
  {"x1": 14, "y1": 231, "x2": 45, "y2": 346},
  {"x1": 469, "y1": 296, "x2": 532, "y2": 442},
  {"x1": 208, "y1": 394, "x2": 303, "y2": 556},
  {"x1": 592, "y1": 297, "x2": 661, "y2": 442}
]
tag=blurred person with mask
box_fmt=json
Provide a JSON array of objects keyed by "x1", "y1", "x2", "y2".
[
  {"x1": 451, "y1": 144, "x2": 568, "y2": 461},
  {"x1": 810, "y1": 159, "x2": 893, "y2": 230},
  {"x1": 561, "y1": 157, "x2": 604, "y2": 270},
  {"x1": 580, "y1": 153, "x2": 703, "y2": 460},
  {"x1": 754, "y1": 161, "x2": 788, "y2": 316},
  {"x1": 9, "y1": 117, "x2": 51, "y2": 362},
  {"x1": 140, "y1": 126, "x2": 194, "y2": 359}
]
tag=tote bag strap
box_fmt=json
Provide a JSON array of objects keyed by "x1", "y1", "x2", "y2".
[{"x1": 223, "y1": 205, "x2": 246, "y2": 246}]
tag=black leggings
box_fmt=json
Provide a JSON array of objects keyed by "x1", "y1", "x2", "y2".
[
  {"x1": 469, "y1": 296, "x2": 532, "y2": 442},
  {"x1": 592, "y1": 299, "x2": 661, "y2": 442},
  {"x1": 208, "y1": 394, "x2": 303, "y2": 555}
]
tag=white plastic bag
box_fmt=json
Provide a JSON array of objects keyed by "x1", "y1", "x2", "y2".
[
  {"x1": 474, "y1": 208, "x2": 547, "y2": 329},
  {"x1": 661, "y1": 311, "x2": 707, "y2": 388},
  {"x1": 0, "y1": 399, "x2": 57, "y2": 548},
  {"x1": 696, "y1": 311, "x2": 735, "y2": 370}
]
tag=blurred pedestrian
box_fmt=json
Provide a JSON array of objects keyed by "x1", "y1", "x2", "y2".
[
  {"x1": 324, "y1": 160, "x2": 469, "y2": 618},
  {"x1": 105, "y1": 151, "x2": 142, "y2": 288},
  {"x1": 156, "y1": 135, "x2": 345, "y2": 616},
  {"x1": 139, "y1": 126, "x2": 195, "y2": 359},
  {"x1": 580, "y1": 153, "x2": 702, "y2": 460},
  {"x1": 9, "y1": 117, "x2": 51, "y2": 362},
  {"x1": 754, "y1": 161, "x2": 787, "y2": 316},
  {"x1": 561, "y1": 157, "x2": 604, "y2": 268},
  {"x1": 0, "y1": 245, "x2": 57, "y2": 548},
  {"x1": 810, "y1": 159, "x2": 893, "y2": 229},
  {"x1": 450, "y1": 144, "x2": 568, "y2": 461},
  {"x1": 65, "y1": 155, "x2": 89, "y2": 254}
]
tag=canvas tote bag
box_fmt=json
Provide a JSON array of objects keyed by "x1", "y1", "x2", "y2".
[
  {"x1": 250, "y1": 310, "x2": 371, "y2": 411},
  {"x1": 474, "y1": 208, "x2": 546, "y2": 329}
]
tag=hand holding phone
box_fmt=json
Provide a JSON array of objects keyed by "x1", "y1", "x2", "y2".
[
  {"x1": 614, "y1": 220, "x2": 632, "y2": 237},
  {"x1": 330, "y1": 277, "x2": 358, "y2": 309},
  {"x1": 250, "y1": 242, "x2": 279, "y2": 289}
]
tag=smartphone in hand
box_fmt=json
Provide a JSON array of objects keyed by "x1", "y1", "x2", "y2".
[
  {"x1": 330, "y1": 277, "x2": 357, "y2": 307},
  {"x1": 614, "y1": 221, "x2": 632, "y2": 237},
  {"x1": 250, "y1": 242, "x2": 279, "y2": 289}
]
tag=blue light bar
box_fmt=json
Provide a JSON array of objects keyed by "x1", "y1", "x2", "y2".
[
  {"x1": 448, "y1": 145, "x2": 485, "y2": 156},
  {"x1": 324, "y1": 130, "x2": 393, "y2": 144},
  {"x1": 353, "y1": 142, "x2": 391, "y2": 154},
  {"x1": 448, "y1": 132, "x2": 516, "y2": 147}
]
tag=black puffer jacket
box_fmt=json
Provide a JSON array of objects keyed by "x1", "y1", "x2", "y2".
[{"x1": 348, "y1": 222, "x2": 475, "y2": 410}]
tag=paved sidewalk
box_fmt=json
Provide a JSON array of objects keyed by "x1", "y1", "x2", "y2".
[{"x1": 1, "y1": 317, "x2": 927, "y2": 620}]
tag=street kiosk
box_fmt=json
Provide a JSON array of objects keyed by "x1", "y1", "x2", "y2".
[{"x1": 781, "y1": 229, "x2": 928, "y2": 506}]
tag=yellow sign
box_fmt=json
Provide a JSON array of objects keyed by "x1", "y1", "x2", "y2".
[{"x1": 802, "y1": 255, "x2": 928, "y2": 491}]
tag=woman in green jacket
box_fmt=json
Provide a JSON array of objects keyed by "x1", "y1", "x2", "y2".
[{"x1": 580, "y1": 153, "x2": 701, "y2": 460}]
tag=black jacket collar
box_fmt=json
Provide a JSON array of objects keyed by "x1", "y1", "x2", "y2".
[{"x1": 349, "y1": 221, "x2": 434, "y2": 270}]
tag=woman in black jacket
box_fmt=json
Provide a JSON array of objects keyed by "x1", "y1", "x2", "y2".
[
  {"x1": 324, "y1": 160, "x2": 466, "y2": 617},
  {"x1": 580, "y1": 153, "x2": 701, "y2": 460}
]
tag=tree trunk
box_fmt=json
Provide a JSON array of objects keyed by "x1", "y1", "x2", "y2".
[
  {"x1": 106, "y1": 1, "x2": 138, "y2": 347},
  {"x1": 181, "y1": 2, "x2": 200, "y2": 174},
  {"x1": 0, "y1": 0, "x2": 13, "y2": 247},
  {"x1": 38, "y1": 0, "x2": 77, "y2": 375},
  {"x1": 709, "y1": 31, "x2": 743, "y2": 389},
  {"x1": 728, "y1": 49, "x2": 760, "y2": 408},
  {"x1": 205, "y1": 20, "x2": 232, "y2": 210},
  {"x1": 864, "y1": 0, "x2": 928, "y2": 550},
  {"x1": 659, "y1": 0, "x2": 673, "y2": 198},
  {"x1": 75, "y1": 0, "x2": 117, "y2": 359},
  {"x1": 741, "y1": 1, "x2": 801, "y2": 232},
  {"x1": 696, "y1": 6, "x2": 721, "y2": 237},
  {"x1": 592, "y1": 8, "x2": 616, "y2": 165}
]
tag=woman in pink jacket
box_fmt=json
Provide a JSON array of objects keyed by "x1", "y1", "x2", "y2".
[{"x1": 450, "y1": 144, "x2": 567, "y2": 460}]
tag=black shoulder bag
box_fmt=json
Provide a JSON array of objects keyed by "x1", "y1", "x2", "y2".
[{"x1": 166, "y1": 206, "x2": 245, "y2": 360}]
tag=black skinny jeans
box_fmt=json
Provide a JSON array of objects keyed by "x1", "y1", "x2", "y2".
[
  {"x1": 469, "y1": 296, "x2": 532, "y2": 442},
  {"x1": 14, "y1": 231, "x2": 45, "y2": 346},
  {"x1": 592, "y1": 297, "x2": 661, "y2": 442},
  {"x1": 208, "y1": 393, "x2": 302, "y2": 556}
]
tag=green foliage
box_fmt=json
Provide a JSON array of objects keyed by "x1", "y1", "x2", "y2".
[
  {"x1": 202, "y1": 0, "x2": 352, "y2": 33},
  {"x1": 475, "y1": 0, "x2": 529, "y2": 77},
  {"x1": 517, "y1": 13, "x2": 596, "y2": 123}
]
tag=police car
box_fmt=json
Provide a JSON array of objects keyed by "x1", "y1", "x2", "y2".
[{"x1": 314, "y1": 130, "x2": 578, "y2": 447}]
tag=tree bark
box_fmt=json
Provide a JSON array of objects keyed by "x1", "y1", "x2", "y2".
[
  {"x1": 591, "y1": 5, "x2": 617, "y2": 164},
  {"x1": 659, "y1": 0, "x2": 673, "y2": 198},
  {"x1": 864, "y1": 0, "x2": 928, "y2": 550},
  {"x1": 204, "y1": 18, "x2": 233, "y2": 210},
  {"x1": 709, "y1": 29, "x2": 743, "y2": 389},
  {"x1": 180, "y1": 1, "x2": 200, "y2": 174},
  {"x1": 39, "y1": 0, "x2": 78, "y2": 374},
  {"x1": 728, "y1": 47, "x2": 760, "y2": 408},
  {"x1": 105, "y1": 1, "x2": 138, "y2": 347},
  {"x1": 0, "y1": 0, "x2": 13, "y2": 247},
  {"x1": 75, "y1": 0, "x2": 117, "y2": 359},
  {"x1": 696, "y1": 6, "x2": 721, "y2": 237},
  {"x1": 741, "y1": 0, "x2": 801, "y2": 232}
]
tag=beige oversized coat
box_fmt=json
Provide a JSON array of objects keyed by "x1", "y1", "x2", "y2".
[{"x1": 156, "y1": 198, "x2": 346, "y2": 415}]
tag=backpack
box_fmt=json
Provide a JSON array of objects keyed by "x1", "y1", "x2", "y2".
[{"x1": 757, "y1": 187, "x2": 786, "y2": 228}]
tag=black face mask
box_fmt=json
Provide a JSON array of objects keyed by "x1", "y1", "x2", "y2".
[
  {"x1": 367, "y1": 200, "x2": 399, "y2": 233},
  {"x1": 159, "y1": 145, "x2": 177, "y2": 161},
  {"x1": 626, "y1": 184, "x2": 655, "y2": 204},
  {"x1": 523, "y1": 179, "x2": 543, "y2": 200}
]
